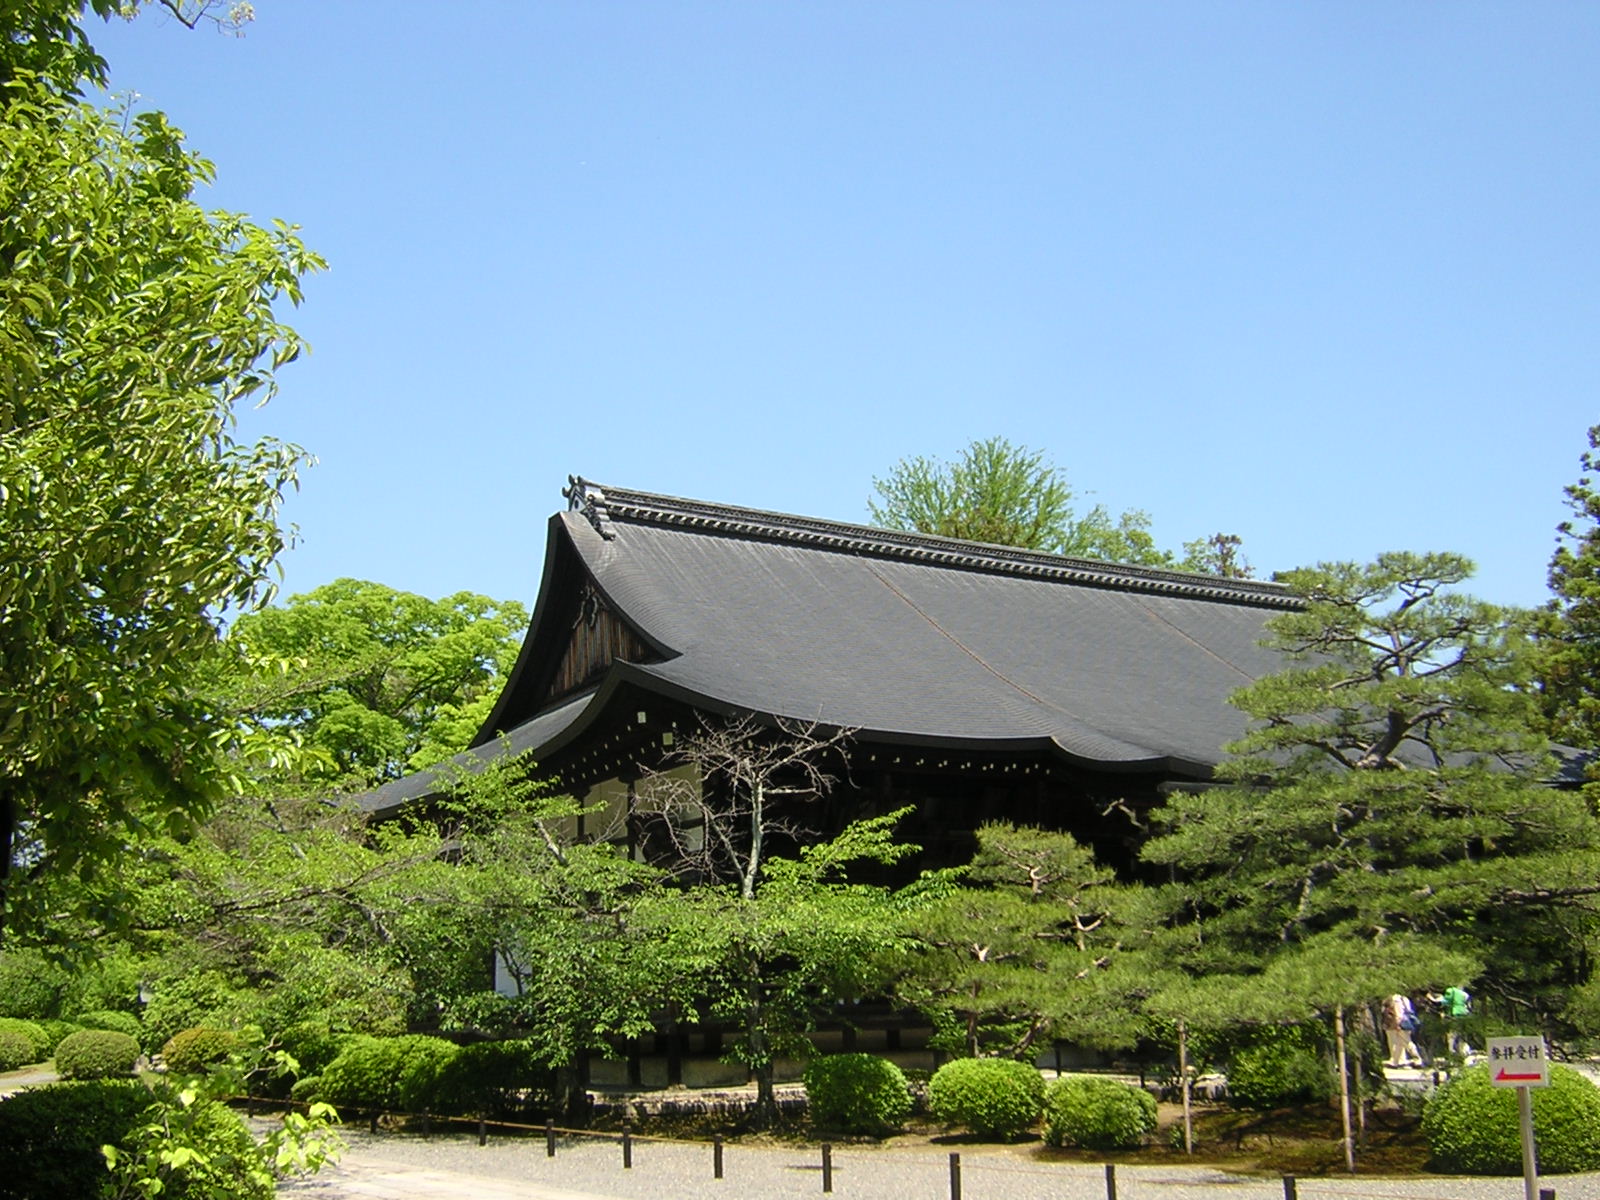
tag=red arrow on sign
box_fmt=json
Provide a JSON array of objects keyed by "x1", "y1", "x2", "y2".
[{"x1": 1495, "y1": 1069, "x2": 1543, "y2": 1083}]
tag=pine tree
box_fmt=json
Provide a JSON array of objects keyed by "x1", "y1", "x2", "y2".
[
  {"x1": 898, "y1": 823, "x2": 1149, "y2": 1058},
  {"x1": 1144, "y1": 553, "x2": 1600, "y2": 1029},
  {"x1": 1541, "y1": 424, "x2": 1600, "y2": 749}
]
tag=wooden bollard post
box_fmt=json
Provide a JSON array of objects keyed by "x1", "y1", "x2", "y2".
[
  {"x1": 546, "y1": 1119, "x2": 556, "y2": 1157},
  {"x1": 420, "y1": 1113, "x2": 430, "y2": 1138},
  {"x1": 369, "y1": 1111, "x2": 379, "y2": 1134},
  {"x1": 1105, "y1": 1161, "x2": 1118, "y2": 1200},
  {"x1": 822, "y1": 1143, "x2": 833, "y2": 1193},
  {"x1": 1283, "y1": 1176, "x2": 1298, "y2": 1200},
  {"x1": 949, "y1": 1151, "x2": 961, "y2": 1200},
  {"x1": 714, "y1": 1135, "x2": 724, "y2": 1179},
  {"x1": 622, "y1": 1124, "x2": 633, "y2": 1169},
  {"x1": 478, "y1": 1118, "x2": 487, "y2": 1147}
]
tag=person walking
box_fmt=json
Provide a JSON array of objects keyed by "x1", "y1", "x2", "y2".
[
  {"x1": 1381, "y1": 993, "x2": 1424, "y2": 1067},
  {"x1": 1438, "y1": 984, "x2": 1473, "y2": 1056}
]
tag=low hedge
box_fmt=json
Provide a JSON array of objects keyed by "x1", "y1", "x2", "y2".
[
  {"x1": 278, "y1": 1022, "x2": 360, "y2": 1076},
  {"x1": 0, "y1": 1079, "x2": 153, "y2": 1200},
  {"x1": 1043, "y1": 1075, "x2": 1158, "y2": 1150},
  {"x1": 928, "y1": 1057, "x2": 1045, "y2": 1139},
  {"x1": 319, "y1": 1035, "x2": 460, "y2": 1113},
  {"x1": 54, "y1": 1029, "x2": 140, "y2": 1080},
  {"x1": 803, "y1": 1053, "x2": 913, "y2": 1135},
  {"x1": 1423, "y1": 1064, "x2": 1600, "y2": 1174},
  {"x1": 428, "y1": 1040, "x2": 559, "y2": 1119}
]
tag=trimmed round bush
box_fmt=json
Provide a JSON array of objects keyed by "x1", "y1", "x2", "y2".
[
  {"x1": 0, "y1": 1079, "x2": 153, "y2": 1200},
  {"x1": 429, "y1": 1040, "x2": 558, "y2": 1119},
  {"x1": 1423, "y1": 1064, "x2": 1600, "y2": 1175},
  {"x1": 73, "y1": 1009, "x2": 143, "y2": 1040},
  {"x1": 0, "y1": 1030, "x2": 35, "y2": 1073},
  {"x1": 1225, "y1": 1041, "x2": 1331, "y2": 1110},
  {"x1": 161, "y1": 1026, "x2": 242, "y2": 1074},
  {"x1": 0, "y1": 1019, "x2": 49, "y2": 1062},
  {"x1": 804, "y1": 1053, "x2": 913, "y2": 1135},
  {"x1": 54, "y1": 1028, "x2": 140, "y2": 1079},
  {"x1": 928, "y1": 1057, "x2": 1045, "y2": 1139},
  {"x1": 1043, "y1": 1075, "x2": 1158, "y2": 1150},
  {"x1": 319, "y1": 1035, "x2": 460, "y2": 1112}
]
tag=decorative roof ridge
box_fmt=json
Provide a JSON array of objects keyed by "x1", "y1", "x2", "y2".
[{"x1": 565, "y1": 477, "x2": 1300, "y2": 609}]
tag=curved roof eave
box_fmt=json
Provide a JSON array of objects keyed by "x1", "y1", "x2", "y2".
[
  {"x1": 472, "y1": 511, "x2": 680, "y2": 749},
  {"x1": 601, "y1": 660, "x2": 1218, "y2": 781}
]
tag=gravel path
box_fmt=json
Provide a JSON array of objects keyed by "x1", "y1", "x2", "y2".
[{"x1": 277, "y1": 1125, "x2": 1600, "y2": 1200}]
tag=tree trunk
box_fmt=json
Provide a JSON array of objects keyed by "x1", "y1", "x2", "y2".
[
  {"x1": 1178, "y1": 1017, "x2": 1193, "y2": 1154},
  {"x1": 1334, "y1": 1007, "x2": 1355, "y2": 1173},
  {"x1": 746, "y1": 960, "x2": 778, "y2": 1128}
]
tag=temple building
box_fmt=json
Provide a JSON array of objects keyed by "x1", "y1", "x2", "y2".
[
  {"x1": 358, "y1": 477, "x2": 1307, "y2": 1088},
  {"x1": 361, "y1": 477, "x2": 1298, "y2": 873}
]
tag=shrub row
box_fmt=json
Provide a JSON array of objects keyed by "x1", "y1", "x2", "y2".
[
  {"x1": 314, "y1": 1035, "x2": 555, "y2": 1118},
  {"x1": 802, "y1": 1053, "x2": 1156, "y2": 1148}
]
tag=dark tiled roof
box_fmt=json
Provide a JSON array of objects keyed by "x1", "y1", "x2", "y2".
[{"x1": 361, "y1": 480, "x2": 1298, "y2": 816}]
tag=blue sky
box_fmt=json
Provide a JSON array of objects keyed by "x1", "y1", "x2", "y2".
[{"x1": 94, "y1": 2, "x2": 1599, "y2": 610}]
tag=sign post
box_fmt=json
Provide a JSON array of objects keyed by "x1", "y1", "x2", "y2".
[{"x1": 1487, "y1": 1036, "x2": 1550, "y2": 1200}]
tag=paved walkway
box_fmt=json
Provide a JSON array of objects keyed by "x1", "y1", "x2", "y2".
[{"x1": 278, "y1": 1125, "x2": 1600, "y2": 1200}]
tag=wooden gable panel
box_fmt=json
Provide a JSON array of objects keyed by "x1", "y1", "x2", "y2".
[{"x1": 547, "y1": 582, "x2": 651, "y2": 701}]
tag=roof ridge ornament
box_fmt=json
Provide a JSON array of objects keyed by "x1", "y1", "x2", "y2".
[{"x1": 563, "y1": 475, "x2": 616, "y2": 540}]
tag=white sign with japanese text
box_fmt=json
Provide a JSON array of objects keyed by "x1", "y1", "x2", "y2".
[{"x1": 1487, "y1": 1036, "x2": 1550, "y2": 1088}]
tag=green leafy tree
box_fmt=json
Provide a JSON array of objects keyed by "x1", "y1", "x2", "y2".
[
  {"x1": 0, "y1": 2, "x2": 323, "y2": 940},
  {"x1": 219, "y1": 579, "x2": 529, "y2": 787},
  {"x1": 1180, "y1": 532, "x2": 1254, "y2": 579},
  {"x1": 414, "y1": 755, "x2": 678, "y2": 1097},
  {"x1": 869, "y1": 436, "x2": 1246, "y2": 571},
  {"x1": 634, "y1": 717, "x2": 915, "y2": 1125}
]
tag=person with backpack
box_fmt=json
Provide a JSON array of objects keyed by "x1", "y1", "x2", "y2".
[{"x1": 1381, "y1": 993, "x2": 1424, "y2": 1067}]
